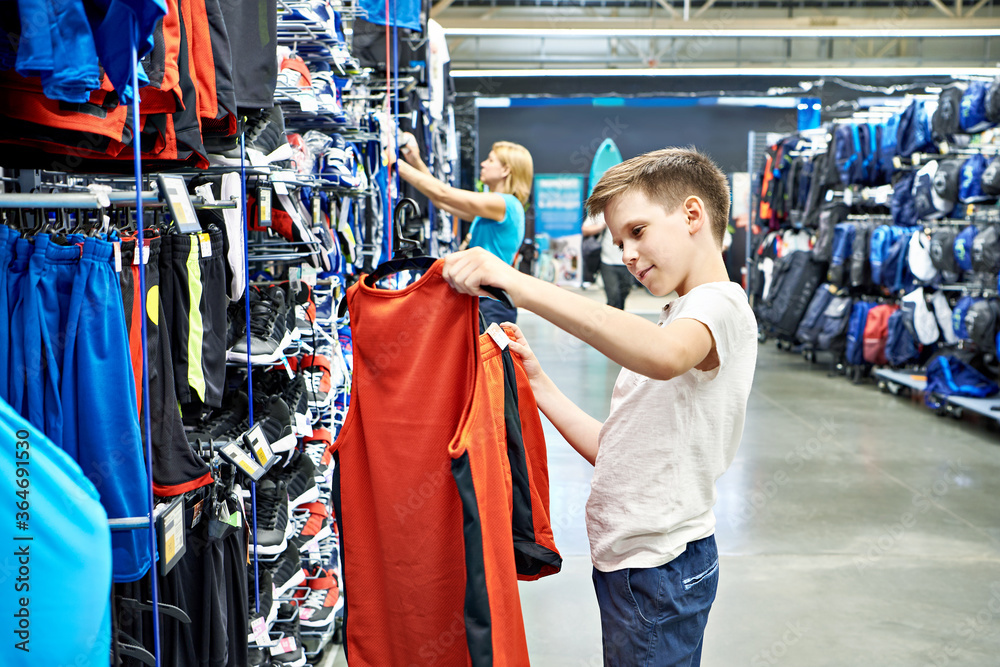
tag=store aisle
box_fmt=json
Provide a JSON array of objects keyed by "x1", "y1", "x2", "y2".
[{"x1": 516, "y1": 296, "x2": 1000, "y2": 666}]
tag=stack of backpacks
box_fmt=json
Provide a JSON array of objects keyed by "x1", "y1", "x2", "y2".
[{"x1": 756, "y1": 77, "x2": 1000, "y2": 231}]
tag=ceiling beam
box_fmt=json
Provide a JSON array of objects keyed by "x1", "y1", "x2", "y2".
[
  {"x1": 653, "y1": 0, "x2": 679, "y2": 19},
  {"x1": 430, "y1": 0, "x2": 458, "y2": 19},
  {"x1": 927, "y1": 0, "x2": 956, "y2": 17},
  {"x1": 965, "y1": 0, "x2": 990, "y2": 17}
]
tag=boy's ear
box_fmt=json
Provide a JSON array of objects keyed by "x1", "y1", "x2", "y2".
[{"x1": 683, "y1": 196, "x2": 708, "y2": 236}]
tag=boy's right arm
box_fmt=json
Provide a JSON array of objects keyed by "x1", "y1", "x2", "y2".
[{"x1": 505, "y1": 324, "x2": 602, "y2": 466}]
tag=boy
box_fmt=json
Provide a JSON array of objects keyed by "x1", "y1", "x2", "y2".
[{"x1": 442, "y1": 148, "x2": 758, "y2": 666}]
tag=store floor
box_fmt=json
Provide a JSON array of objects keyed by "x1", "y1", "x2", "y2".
[{"x1": 333, "y1": 283, "x2": 1000, "y2": 666}]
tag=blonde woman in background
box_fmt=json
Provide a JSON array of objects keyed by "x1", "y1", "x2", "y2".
[{"x1": 393, "y1": 133, "x2": 533, "y2": 326}]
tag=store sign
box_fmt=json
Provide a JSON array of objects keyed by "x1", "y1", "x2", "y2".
[{"x1": 533, "y1": 174, "x2": 585, "y2": 238}]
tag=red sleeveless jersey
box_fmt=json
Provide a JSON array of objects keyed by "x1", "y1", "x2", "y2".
[{"x1": 333, "y1": 261, "x2": 540, "y2": 665}]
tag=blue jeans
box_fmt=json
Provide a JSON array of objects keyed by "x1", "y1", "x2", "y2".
[{"x1": 593, "y1": 535, "x2": 719, "y2": 667}]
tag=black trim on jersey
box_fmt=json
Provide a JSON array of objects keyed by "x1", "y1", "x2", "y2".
[
  {"x1": 500, "y1": 348, "x2": 563, "y2": 577},
  {"x1": 451, "y1": 452, "x2": 493, "y2": 666},
  {"x1": 331, "y1": 450, "x2": 349, "y2": 663}
]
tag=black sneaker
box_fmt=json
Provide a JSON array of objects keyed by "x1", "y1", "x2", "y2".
[
  {"x1": 228, "y1": 286, "x2": 291, "y2": 363},
  {"x1": 248, "y1": 478, "x2": 291, "y2": 556},
  {"x1": 186, "y1": 392, "x2": 250, "y2": 444},
  {"x1": 269, "y1": 544, "x2": 306, "y2": 599},
  {"x1": 271, "y1": 603, "x2": 307, "y2": 667},
  {"x1": 253, "y1": 368, "x2": 309, "y2": 421},
  {"x1": 254, "y1": 394, "x2": 297, "y2": 453},
  {"x1": 248, "y1": 566, "x2": 278, "y2": 627},
  {"x1": 271, "y1": 449, "x2": 319, "y2": 508},
  {"x1": 220, "y1": 394, "x2": 296, "y2": 454}
]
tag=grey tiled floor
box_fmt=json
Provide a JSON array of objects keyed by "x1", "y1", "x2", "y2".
[{"x1": 336, "y1": 283, "x2": 1000, "y2": 666}]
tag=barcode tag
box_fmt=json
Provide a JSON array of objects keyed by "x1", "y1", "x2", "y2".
[
  {"x1": 113, "y1": 241, "x2": 122, "y2": 273},
  {"x1": 485, "y1": 323, "x2": 511, "y2": 350},
  {"x1": 249, "y1": 616, "x2": 268, "y2": 645},
  {"x1": 270, "y1": 637, "x2": 297, "y2": 656},
  {"x1": 295, "y1": 412, "x2": 312, "y2": 437},
  {"x1": 199, "y1": 233, "x2": 212, "y2": 257}
]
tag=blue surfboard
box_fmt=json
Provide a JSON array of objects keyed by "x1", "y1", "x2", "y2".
[{"x1": 589, "y1": 138, "x2": 624, "y2": 196}]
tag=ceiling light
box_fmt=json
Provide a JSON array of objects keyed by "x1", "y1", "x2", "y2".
[
  {"x1": 452, "y1": 67, "x2": 999, "y2": 78},
  {"x1": 443, "y1": 27, "x2": 1000, "y2": 39}
]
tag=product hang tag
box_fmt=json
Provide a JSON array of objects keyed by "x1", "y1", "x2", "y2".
[
  {"x1": 155, "y1": 497, "x2": 187, "y2": 577},
  {"x1": 257, "y1": 185, "x2": 272, "y2": 227},
  {"x1": 199, "y1": 232, "x2": 212, "y2": 258},
  {"x1": 191, "y1": 498, "x2": 205, "y2": 528},
  {"x1": 485, "y1": 323, "x2": 511, "y2": 350},
  {"x1": 295, "y1": 412, "x2": 312, "y2": 437},
  {"x1": 270, "y1": 637, "x2": 297, "y2": 656},
  {"x1": 219, "y1": 441, "x2": 266, "y2": 481},
  {"x1": 113, "y1": 241, "x2": 122, "y2": 273},
  {"x1": 244, "y1": 422, "x2": 277, "y2": 470},
  {"x1": 312, "y1": 197, "x2": 321, "y2": 226},
  {"x1": 249, "y1": 616, "x2": 268, "y2": 645}
]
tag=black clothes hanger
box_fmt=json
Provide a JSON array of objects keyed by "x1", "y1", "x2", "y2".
[{"x1": 362, "y1": 198, "x2": 514, "y2": 307}]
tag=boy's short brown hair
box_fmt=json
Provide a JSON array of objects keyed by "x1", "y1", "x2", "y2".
[{"x1": 587, "y1": 148, "x2": 730, "y2": 248}]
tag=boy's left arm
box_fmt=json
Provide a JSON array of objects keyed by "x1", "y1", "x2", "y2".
[{"x1": 443, "y1": 248, "x2": 716, "y2": 379}]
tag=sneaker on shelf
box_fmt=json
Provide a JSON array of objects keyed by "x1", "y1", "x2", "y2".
[
  {"x1": 219, "y1": 393, "x2": 297, "y2": 454},
  {"x1": 291, "y1": 502, "x2": 332, "y2": 553},
  {"x1": 318, "y1": 134, "x2": 360, "y2": 189},
  {"x1": 297, "y1": 355, "x2": 333, "y2": 406},
  {"x1": 228, "y1": 286, "x2": 292, "y2": 363},
  {"x1": 248, "y1": 643, "x2": 271, "y2": 667},
  {"x1": 292, "y1": 283, "x2": 316, "y2": 333},
  {"x1": 269, "y1": 605, "x2": 308, "y2": 667},
  {"x1": 254, "y1": 367, "x2": 309, "y2": 422},
  {"x1": 247, "y1": 478, "x2": 291, "y2": 556},
  {"x1": 186, "y1": 391, "x2": 250, "y2": 445},
  {"x1": 312, "y1": 69, "x2": 347, "y2": 122},
  {"x1": 303, "y1": 428, "x2": 334, "y2": 481},
  {"x1": 248, "y1": 567, "x2": 279, "y2": 627},
  {"x1": 269, "y1": 544, "x2": 307, "y2": 599},
  {"x1": 298, "y1": 564, "x2": 342, "y2": 629},
  {"x1": 270, "y1": 449, "x2": 319, "y2": 508}
]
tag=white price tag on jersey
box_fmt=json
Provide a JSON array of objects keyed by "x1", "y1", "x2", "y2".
[
  {"x1": 113, "y1": 241, "x2": 122, "y2": 273},
  {"x1": 485, "y1": 323, "x2": 511, "y2": 350},
  {"x1": 199, "y1": 233, "x2": 212, "y2": 258}
]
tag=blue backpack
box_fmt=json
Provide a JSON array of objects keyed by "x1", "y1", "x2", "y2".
[
  {"x1": 885, "y1": 309, "x2": 920, "y2": 366},
  {"x1": 828, "y1": 223, "x2": 856, "y2": 287},
  {"x1": 897, "y1": 100, "x2": 936, "y2": 157},
  {"x1": 881, "y1": 228, "x2": 920, "y2": 292},
  {"x1": 796, "y1": 284, "x2": 836, "y2": 345},
  {"x1": 816, "y1": 295, "x2": 855, "y2": 352},
  {"x1": 892, "y1": 171, "x2": 918, "y2": 226},
  {"x1": 879, "y1": 113, "x2": 901, "y2": 180},
  {"x1": 835, "y1": 124, "x2": 863, "y2": 185},
  {"x1": 846, "y1": 301, "x2": 876, "y2": 365},
  {"x1": 870, "y1": 225, "x2": 901, "y2": 285},
  {"x1": 924, "y1": 354, "x2": 999, "y2": 409}
]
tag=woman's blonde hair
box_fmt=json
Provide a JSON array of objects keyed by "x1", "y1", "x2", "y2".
[{"x1": 491, "y1": 141, "x2": 534, "y2": 206}]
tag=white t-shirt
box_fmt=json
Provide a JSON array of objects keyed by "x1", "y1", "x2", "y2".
[{"x1": 586, "y1": 281, "x2": 758, "y2": 572}]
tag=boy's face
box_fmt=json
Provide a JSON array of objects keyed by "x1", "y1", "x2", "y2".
[{"x1": 604, "y1": 190, "x2": 693, "y2": 297}]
